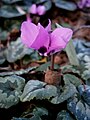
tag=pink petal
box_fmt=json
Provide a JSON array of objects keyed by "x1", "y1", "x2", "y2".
[
  {"x1": 86, "y1": 0, "x2": 90, "y2": 7},
  {"x1": 45, "y1": 19, "x2": 51, "y2": 32},
  {"x1": 29, "y1": 4, "x2": 37, "y2": 14},
  {"x1": 77, "y1": 0, "x2": 90, "y2": 8},
  {"x1": 37, "y1": 5, "x2": 46, "y2": 15},
  {"x1": 31, "y1": 23, "x2": 50, "y2": 54},
  {"x1": 21, "y1": 21, "x2": 39, "y2": 48},
  {"x1": 48, "y1": 27, "x2": 73, "y2": 55}
]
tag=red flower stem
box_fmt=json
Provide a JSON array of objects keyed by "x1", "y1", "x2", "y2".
[{"x1": 51, "y1": 54, "x2": 54, "y2": 70}]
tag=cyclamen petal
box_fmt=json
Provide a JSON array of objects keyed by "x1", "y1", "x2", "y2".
[
  {"x1": 21, "y1": 20, "x2": 39, "y2": 47},
  {"x1": 37, "y1": 5, "x2": 46, "y2": 15},
  {"x1": 77, "y1": 0, "x2": 85, "y2": 8},
  {"x1": 29, "y1": 4, "x2": 37, "y2": 14},
  {"x1": 21, "y1": 19, "x2": 73, "y2": 56},
  {"x1": 48, "y1": 28, "x2": 73, "y2": 55},
  {"x1": 85, "y1": 0, "x2": 90, "y2": 7},
  {"x1": 45, "y1": 19, "x2": 51, "y2": 32},
  {"x1": 31, "y1": 23, "x2": 50, "y2": 51},
  {"x1": 77, "y1": 0, "x2": 90, "y2": 8}
]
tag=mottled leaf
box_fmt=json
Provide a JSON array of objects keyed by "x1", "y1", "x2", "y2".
[
  {"x1": 0, "y1": 75, "x2": 25, "y2": 108},
  {"x1": 33, "y1": 107, "x2": 48, "y2": 116},
  {"x1": 5, "y1": 38, "x2": 34, "y2": 62},
  {"x1": 56, "y1": 110, "x2": 75, "y2": 120},
  {"x1": 0, "y1": 66, "x2": 37, "y2": 76},
  {"x1": 63, "y1": 74, "x2": 82, "y2": 87},
  {"x1": 61, "y1": 65, "x2": 80, "y2": 75},
  {"x1": 78, "y1": 85, "x2": 90, "y2": 106},
  {"x1": 0, "y1": 29, "x2": 8, "y2": 41},
  {"x1": 82, "y1": 70, "x2": 90, "y2": 85},
  {"x1": 67, "y1": 95, "x2": 90, "y2": 120},
  {"x1": 0, "y1": 48, "x2": 6, "y2": 64},
  {"x1": 51, "y1": 83, "x2": 77, "y2": 104},
  {"x1": 12, "y1": 107, "x2": 47, "y2": 120},
  {"x1": 20, "y1": 80, "x2": 57, "y2": 102}
]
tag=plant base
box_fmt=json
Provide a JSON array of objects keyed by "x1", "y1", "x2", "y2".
[{"x1": 45, "y1": 69, "x2": 61, "y2": 85}]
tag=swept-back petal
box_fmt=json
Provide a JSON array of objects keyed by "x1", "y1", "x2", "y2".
[
  {"x1": 48, "y1": 27, "x2": 73, "y2": 55},
  {"x1": 37, "y1": 5, "x2": 46, "y2": 15},
  {"x1": 45, "y1": 19, "x2": 51, "y2": 32},
  {"x1": 21, "y1": 21, "x2": 39, "y2": 47},
  {"x1": 29, "y1": 4, "x2": 37, "y2": 14},
  {"x1": 77, "y1": 0, "x2": 86, "y2": 8},
  {"x1": 31, "y1": 23, "x2": 50, "y2": 55}
]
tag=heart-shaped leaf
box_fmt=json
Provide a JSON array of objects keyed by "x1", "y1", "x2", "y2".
[
  {"x1": 20, "y1": 80, "x2": 57, "y2": 102},
  {"x1": 56, "y1": 110, "x2": 75, "y2": 120},
  {"x1": 0, "y1": 75, "x2": 25, "y2": 108},
  {"x1": 63, "y1": 74, "x2": 82, "y2": 87},
  {"x1": 51, "y1": 83, "x2": 77, "y2": 104},
  {"x1": 5, "y1": 38, "x2": 34, "y2": 62},
  {"x1": 78, "y1": 85, "x2": 90, "y2": 106},
  {"x1": 67, "y1": 94, "x2": 90, "y2": 120}
]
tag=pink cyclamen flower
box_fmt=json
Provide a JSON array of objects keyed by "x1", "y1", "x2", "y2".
[
  {"x1": 77, "y1": 0, "x2": 90, "y2": 8},
  {"x1": 29, "y1": 4, "x2": 46, "y2": 15},
  {"x1": 21, "y1": 19, "x2": 73, "y2": 56}
]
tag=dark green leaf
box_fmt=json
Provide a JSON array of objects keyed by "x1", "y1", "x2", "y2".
[
  {"x1": 0, "y1": 29, "x2": 8, "y2": 41},
  {"x1": 54, "y1": 0, "x2": 77, "y2": 11},
  {"x1": 34, "y1": 0, "x2": 47, "y2": 4},
  {"x1": 29, "y1": 116, "x2": 41, "y2": 120},
  {"x1": 0, "y1": 48, "x2": 6, "y2": 64},
  {"x1": 61, "y1": 65, "x2": 80, "y2": 75},
  {"x1": 63, "y1": 74, "x2": 82, "y2": 87},
  {"x1": 56, "y1": 110, "x2": 75, "y2": 120},
  {"x1": 12, "y1": 118, "x2": 31, "y2": 120},
  {"x1": 51, "y1": 83, "x2": 77, "y2": 104},
  {"x1": 78, "y1": 85, "x2": 90, "y2": 106},
  {"x1": 0, "y1": 75, "x2": 25, "y2": 108},
  {"x1": 0, "y1": 66, "x2": 37, "y2": 76},
  {"x1": 43, "y1": 1, "x2": 52, "y2": 11},
  {"x1": 82, "y1": 70, "x2": 90, "y2": 85},
  {"x1": 5, "y1": 38, "x2": 34, "y2": 62},
  {"x1": 20, "y1": 80, "x2": 57, "y2": 102},
  {"x1": 23, "y1": 0, "x2": 47, "y2": 6},
  {"x1": 67, "y1": 95, "x2": 90, "y2": 120},
  {"x1": 33, "y1": 107, "x2": 48, "y2": 116},
  {"x1": 2, "y1": 0, "x2": 22, "y2": 4},
  {"x1": 0, "y1": 5, "x2": 25, "y2": 18}
]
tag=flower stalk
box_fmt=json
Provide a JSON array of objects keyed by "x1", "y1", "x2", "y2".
[{"x1": 50, "y1": 54, "x2": 54, "y2": 70}]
